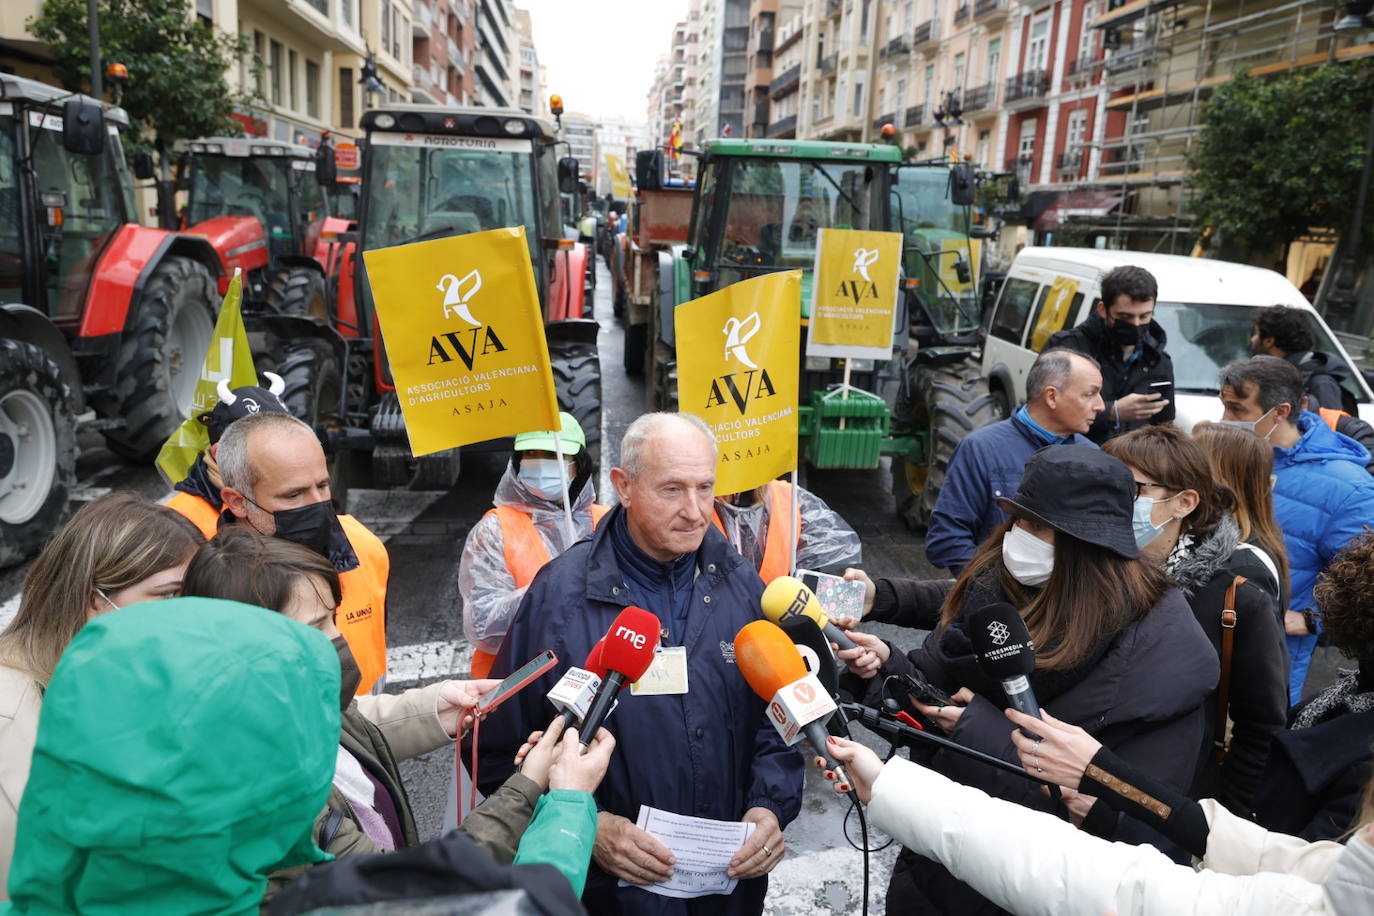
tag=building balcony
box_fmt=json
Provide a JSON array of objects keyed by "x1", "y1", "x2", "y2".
[
  {"x1": 450, "y1": 37, "x2": 464, "y2": 66},
  {"x1": 770, "y1": 63, "x2": 801, "y2": 96},
  {"x1": 414, "y1": 0, "x2": 433, "y2": 35},
  {"x1": 818, "y1": 53, "x2": 837, "y2": 75},
  {"x1": 954, "y1": 4, "x2": 970, "y2": 24},
  {"x1": 757, "y1": 29, "x2": 774, "y2": 53},
  {"x1": 912, "y1": 21, "x2": 942, "y2": 51},
  {"x1": 963, "y1": 82, "x2": 995, "y2": 112},
  {"x1": 1067, "y1": 54, "x2": 1100, "y2": 79},
  {"x1": 974, "y1": 0, "x2": 1009, "y2": 22},
  {"x1": 824, "y1": 0, "x2": 842, "y2": 18},
  {"x1": 1005, "y1": 69, "x2": 1050, "y2": 106},
  {"x1": 450, "y1": 0, "x2": 467, "y2": 21},
  {"x1": 766, "y1": 113, "x2": 797, "y2": 137},
  {"x1": 881, "y1": 36, "x2": 910, "y2": 58},
  {"x1": 1057, "y1": 149, "x2": 1084, "y2": 173},
  {"x1": 873, "y1": 112, "x2": 896, "y2": 131},
  {"x1": 752, "y1": 100, "x2": 771, "y2": 126},
  {"x1": 904, "y1": 104, "x2": 925, "y2": 127}
]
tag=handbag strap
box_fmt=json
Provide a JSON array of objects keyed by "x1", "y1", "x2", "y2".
[{"x1": 1214, "y1": 575, "x2": 1246, "y2": 763}]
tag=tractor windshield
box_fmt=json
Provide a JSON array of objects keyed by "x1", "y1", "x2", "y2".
[
  {"x1": 894, "y1": 166, "x2": 980, "y2": 336},
  {"x1": 187, "y1": 154, "x2": 295, "y2": 249}
]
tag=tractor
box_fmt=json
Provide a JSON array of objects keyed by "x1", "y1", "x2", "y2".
[
  {"x1": 629, "y1": 139, "x2": 1002, "y2": 526},
  {"x1": 0, "y1": 74, "x2": 221, "y2": 563},
  {"x1": 277, "y1": 104, "x2": 600, "y2": 497}
]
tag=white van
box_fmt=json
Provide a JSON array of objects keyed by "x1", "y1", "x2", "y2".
[{"x1": 980, "y1": 247, "x2": 1374, "y2": 429}]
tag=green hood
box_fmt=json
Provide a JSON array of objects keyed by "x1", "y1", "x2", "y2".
[{"x1": 4, "y1": 598, "x2": 340, "y2": 915}]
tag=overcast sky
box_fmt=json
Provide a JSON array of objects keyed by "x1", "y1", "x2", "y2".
[{"x1": 515, "y1": 0, "x2": 689, "y2": 125}]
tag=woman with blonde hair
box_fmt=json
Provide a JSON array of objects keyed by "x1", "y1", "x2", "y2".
[
  {"x1": 0, "y1": 491, "x2": 203, "y2": 896},
  {"x1": 1192, "y1": 420, "x2": 1291, "y2": 611}
]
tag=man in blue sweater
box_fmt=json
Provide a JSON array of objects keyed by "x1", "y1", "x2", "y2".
[
  {"x1": 1219, "y1": 356, "x2": 1374, "y2": 703},
  {"x1": 925, "y1": 349, "x2": 1103, "y2": 573}
]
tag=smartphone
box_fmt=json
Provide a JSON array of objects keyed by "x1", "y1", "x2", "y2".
[
  {"x1": 897, "y1": 672, "x2": 961, "y2": 709},
  {"x1": 1146, "y1": 380, "x2": 1172, "y2": 398},
  {"x1": 475, "y1": 650, "x2": 558, "y2": 716},
  {"x1": 797, "y1": 569, "x2": 866, "y2": 620}
]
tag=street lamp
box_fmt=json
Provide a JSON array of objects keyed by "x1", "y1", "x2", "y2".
[{"x1": 359, "y1": 51, "x2": 385, "y2": 103}]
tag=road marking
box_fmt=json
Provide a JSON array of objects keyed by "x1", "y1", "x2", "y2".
[{"x1": 386, "y1": 638, "x2": 471, "y2": 683}]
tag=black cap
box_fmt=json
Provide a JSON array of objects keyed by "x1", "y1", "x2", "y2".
[
  {"x1": 995, "y1": 444, "x2": 1139, "y2": 559},
  {"x1": 199, "y1": 374, "x2": 290, "y2": 445}
]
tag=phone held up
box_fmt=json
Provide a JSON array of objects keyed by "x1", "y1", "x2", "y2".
[{"x1": 475, "y1": 650, "x2": 558, "y2": 716}]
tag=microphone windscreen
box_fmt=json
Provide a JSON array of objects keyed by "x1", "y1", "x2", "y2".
[
  {"x1": 967, "y1": 602, "x2": 1036, "y2": 679},
  {"x1": 734, "y1": 620, "x2": 807, "y2": 702},
  {"x1": 778, "y1": 614, "x2": 838, "y2": 698},
  {"x1": 598, "y1": 607, "x2": 661, "y2": 682},
  {"x1": 761, "y1": 576, "x2": 830, "y2": 630},
  {"x1": 583, "y1": 640, "x2": 607, "y2": 679}
]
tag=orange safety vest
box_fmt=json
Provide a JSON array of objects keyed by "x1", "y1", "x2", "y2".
[
  {"x1": 165, "y1": 491, "x2": 390, "y2": 695},
  {"x1": 469, "y1": 503, "x2": 610, "y2": 677},
  {"x1": 710, "y1": 480, "x2": 800, "y2": 584},
  {"x1": 1320, "y1": 407, "x2": 1345, "y2": 431}
]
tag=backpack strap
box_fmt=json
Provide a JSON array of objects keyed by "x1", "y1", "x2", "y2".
[
  {"x1": 317, "y1": 808, "x2": 347, "y2": 851},
  {"x1": 1214, "y1": 575, "x2": 1246, "y2": 764}
]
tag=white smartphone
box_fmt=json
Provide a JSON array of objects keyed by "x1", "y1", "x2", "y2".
[{"x1": 797, "y1": 569, "x2": 866, "y2": 620}]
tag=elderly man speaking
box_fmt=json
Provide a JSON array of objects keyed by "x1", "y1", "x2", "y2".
[{"x1": 476, "y1": 412, "x2": 804, "y2": 915}]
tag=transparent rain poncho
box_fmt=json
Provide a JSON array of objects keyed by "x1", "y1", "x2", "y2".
[{"x1": 713, "y1": 483, "x2": 862, "y2": 575}]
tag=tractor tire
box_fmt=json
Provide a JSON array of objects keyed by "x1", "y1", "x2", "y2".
[
  {"x1": 623, "y1": 322, "x2": 646, "y2": 377},
  {"x1": 550, "y1": 341, "x2": 602, "y2": 469},
  {"x1": 891, "y1": 358, "x2": 998, "y2": 534},
  {"x1": 0, "y1": 340, "x2": 77, "y2": 568},
  {"x1": 265, "y1": 265, "x2": 328, "y2": 320},
  {"x1": 102, "y1": 255, "x2": 216, "y2": 461},
  {"x1": 274, "y1": 338, "x2": 354, "y2": 505}
]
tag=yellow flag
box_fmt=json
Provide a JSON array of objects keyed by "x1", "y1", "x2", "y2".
[
  {"x1": 807, "y1": 228, "x2": 904, "y2": 360},
  {"x1": 937, "y1": 237, "x2": 982, "y2": 296},
  {"x1": 155, "y1": 269, "x2": 257, "y2": 485},
  {"x1": 676, "y1": 271, "x2": 801, "y2": 495},
  {"x1": 605, "y1": 154, "x2": 632, "y2": 198},
  {"x1": 363, "y1": 227, "x2": 559, "y2": 456}
]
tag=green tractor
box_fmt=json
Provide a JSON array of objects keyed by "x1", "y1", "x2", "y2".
[{"x1": 631, "y1": 139, "x2": 1000, "y2": 528}]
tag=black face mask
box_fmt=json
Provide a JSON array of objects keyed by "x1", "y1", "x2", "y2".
[
  {"x1": 267, "y1": 498, "x2": 338, "y2": 557},
  {"x1": 331, "y1": 634, "x2": 362, "y2": 711},
  {"x1": 1107, "y1": 318, "x2": 1143, "y2": 348}
]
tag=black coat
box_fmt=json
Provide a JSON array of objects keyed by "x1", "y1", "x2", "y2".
[
  {"x1": 1250, "y1": 666, "x2": 1374, "y2": 841},
  {"x1": 1045, "y1": 311, "x2": 1175, "y2": 444},
  {"x1": 872, "y1": 582, "x2": 1217, "y2": 915}
]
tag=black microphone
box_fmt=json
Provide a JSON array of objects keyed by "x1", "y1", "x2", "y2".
[
  {"x1": 778, "y1": 615, "x2": 850, "y2": 737},
  {"x1": 577, "y1": 607, "x2": 660, "y2": 747},
  {"x1": 967, "y1": 602, "x2": 1043, "y2": 739}
]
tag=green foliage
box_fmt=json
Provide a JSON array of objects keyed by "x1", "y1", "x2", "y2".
[
  {"x1": 30, "y1": 0, "x2": 254, "y2": 158},
  {"x1": 1189, "y1": 61, "x2": 1374, "y2": 256}
]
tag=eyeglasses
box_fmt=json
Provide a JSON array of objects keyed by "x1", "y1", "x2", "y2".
[{"x1": 1133, "y1": 480, "x2": 1169, "y2": 497}]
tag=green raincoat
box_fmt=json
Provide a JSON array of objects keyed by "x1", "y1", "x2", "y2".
[{"x1": 3, "y1": 598, "x2": 341, "y2": 915}]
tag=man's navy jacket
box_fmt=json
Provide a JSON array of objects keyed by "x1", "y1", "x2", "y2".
[
  {"x1": 924, "y1": 413, "x2": 1096, "y2": 572},
  {"x1": 474, "y1": 506, "x2": 805, "y2": 915}
]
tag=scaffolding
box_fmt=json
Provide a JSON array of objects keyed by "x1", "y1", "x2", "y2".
[{"x1": 1058, "y1": 0, "x2": 1372, "y2": 251}]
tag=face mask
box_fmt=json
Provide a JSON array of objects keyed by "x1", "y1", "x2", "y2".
[
  {"x1": 1107, "y1": 318, "x2": 1143, "y2": 348},
  {"x1": 518, "y1": 458, "x2": 571, "y2": 501},
  {"x1": 331, "y1": 635, "x2": 362, "y2": 711},
  {"x1": 1132, "y1": 493, "x2": 1180, "y2": 549},
  {"x1": 1001, "y1": 524, "x2": 1055, "y2": 586},
  {"x1": 246, "y1": 495, "x2": 338, "y2": 557},
  {"x1": 1220, "y1": 406, "x2": 1276, "y2": 440}
]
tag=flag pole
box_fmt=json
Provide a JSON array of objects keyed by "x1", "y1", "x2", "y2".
[
  {"x1": 788, "y1": 468, "x2": 800, "y2": 576},
  {"x1": 552, "y1": 428, "x2": 577, "y2": 544}
]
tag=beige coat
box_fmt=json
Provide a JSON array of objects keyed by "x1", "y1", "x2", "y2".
[{"x1": 0, "y1": 663, "x2": 42, "y2": 901}]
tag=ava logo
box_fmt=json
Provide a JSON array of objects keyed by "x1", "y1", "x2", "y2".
[
  {"x1": 428, "y1": 268, "x2": 508, "y2": 370},
  {"x1": 706, "y1": 312, "x2": 776, "y2": 415},
  {"x1": 723, "y1": 313, "x2": 761, "y2": 368},
  {"x1": 791, "y1": 681, "x2": 816, "y2": 704},
  {"x1": 988, "y1": 621, "x2": 1010, "y2": 646},
  {"x1": 852, "y1": 247, "x2": 879, "y2": 282},
  {"x1": 437, "y1": 270, "x2": 482, "y2": 326}
]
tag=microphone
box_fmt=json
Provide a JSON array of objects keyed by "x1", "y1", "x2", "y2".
[
  {"x1": 967, "y1": 602, "x2": 1042, "y2": 738},
  {"x1": 548, "y1": 642, "x2": 607, "y2": 728},
  {"x1": 777, "y1": 615, "x2": 849, "y2": 737},
  {"x1": 734, "y1": 620, "x2": 849, "y2": 786},
  {"x1": 579, "y1": 607, "x2": 660, "y2": 747},
  {"x1": 761, "y1": 576, "x2": 858, "y2": 652}
]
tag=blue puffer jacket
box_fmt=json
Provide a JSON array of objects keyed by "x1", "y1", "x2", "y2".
[
  {"x1": 1273, "y1": 412, "x2": 1374, "y2": 619},
  {"x1": 925, "y1": 414, "x2": 1096, "y2": 572},
  {"x1": 474, "y1": 506, "x2": 805, "y2": 916}
]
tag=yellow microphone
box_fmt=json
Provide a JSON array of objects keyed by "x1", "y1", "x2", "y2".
[{"x1": 760, "y1": 576, "x2": 858, "y2": 651}]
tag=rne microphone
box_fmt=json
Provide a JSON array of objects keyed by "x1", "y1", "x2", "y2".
[
  {"x1": 734, "y1": 620, "x2": 850, "y2": 786},
  {"x1": 968, "y1": 602, "x2": 1042, "y2": 738},
  {"x1": 777, "y1": 615, "x2": 849, "y2": 737},
  {"x1": 547, "y1": 642, "x2": 607, "y2": 728},
  {"x1": 578, "y1": 607, "x2": 661, "y2": 747},
  {"x1": 761, "y1": 575, "x2": 858, "y2": 652}
]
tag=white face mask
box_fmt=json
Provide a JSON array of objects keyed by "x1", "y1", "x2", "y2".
[
  {"x1": 1002, "y1": 523, "x2": 1055, "y2": 586},
  {"x1": 518, "y1": 458, "x2": 572, "y2": 502}
]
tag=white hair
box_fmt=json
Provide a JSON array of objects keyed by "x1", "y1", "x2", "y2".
[
  {"x1": 217, "y1": 412, "x2": 317, "y2": 496},
  {"x1": 619, "y1": 412, "x2": 717, "y2": 479}
]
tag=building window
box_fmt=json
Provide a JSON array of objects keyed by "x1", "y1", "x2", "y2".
[
  {"x1": 270, "y1": 40, "x2": 284, "y2": 106},
  {"x1": 953, "y1": 52, "x2": 965, "y2": 91},
  {"x1": 987, "y1": 37, "x2": 1001, "y2": 82},
  {"x1": 253, "y1": 31, "x2": 267, "y2": 96},
  {"x1": 852, "y1": 77, "x2": 864, "y2": 118},
  {"x1": 897, "y1": 77, "x2": 907, "y2": 110},
  {"x1": 342, "y1": 0, "x2": 354, "y2": 27},
  {"x1": 196, "y1": 0, "x2": 213, "y2": 24},
  {"x1": 1018, "y1": 118, "x2": 1037, "y2": 171},
  {"x1": 288, "y1": 49, "x2": 299, "y2": 111},
  {"x1": 382, "y1": 0, "x2": 392, "y2": 55},
  {"x1": 340, "y1": 67, "x2": 354, "y2": 128},
  {"x1": 977, "y1": 129, "x2": 990, "y2": 165},
  {"x1": 1079, "y1": 1, "x2": 1099, "y2": 60},
  {"x1": 1028, "y1": 13, "x2": 1051, "y2": 71},
  {"x1": 306, "y1": 60, "x2": 320, "y2": 119}
]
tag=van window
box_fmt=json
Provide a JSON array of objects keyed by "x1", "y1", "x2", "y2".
[
  {"x1": 1028, "y1": 287, "x2": 1082, "y2": 351},
  {"x1": 990, "y1": 277, "x2": 1042, "y2": 345}
]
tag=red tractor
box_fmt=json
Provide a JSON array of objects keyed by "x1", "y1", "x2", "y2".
[
  {"x1": 0, "y1": 74, "x2": 221, "y2": 563},
  {"x1": 282, "y1": 104, "x2": 600, "y2": 496}
]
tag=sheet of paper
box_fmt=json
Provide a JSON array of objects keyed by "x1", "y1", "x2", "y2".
[{"x1": 617, "y1": 806, "x2": 755, "y2": 899}]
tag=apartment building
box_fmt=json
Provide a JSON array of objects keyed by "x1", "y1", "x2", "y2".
[
  {"x1": 411, "y1": 0, "x2": 476, "y2": 107},
  {"x1": 472, "y1": 0, "x2": 515, "y2": 107},
  {"x1": 646, "y1": 14, "x2": 698, "y2": 176},
  {"x1": 765, "y1": 9, "x2": 805, "y2": 137},
  {"x1": 512, "y1": 8, "x2": 544, "y2": 116},
  {"x1": 744, "y1": 1, "x2": 804, "y2": 137}
]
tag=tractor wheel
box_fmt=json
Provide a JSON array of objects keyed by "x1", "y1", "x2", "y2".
[
  {"x1": 265, "y1": 265, "x2": 328, "y2": 320},
  {"x1": 891, "y1": 358, "x2": 998, "y2": 535},
  {"x1": 0, "y1": 340, "x2": 77, "y2": 568},
  {"x1": 274, "y1": 338, "x2": 352, "y2": 503},
  {"x1": 102, "y1": 256, "x2": 215, "y2": 461},
  {"x1": 550, "y1": 340, "x2": 601, "y2": 469},
  {"x1": 623, "y1": 322, "x2": 646, "y2": 377}
]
